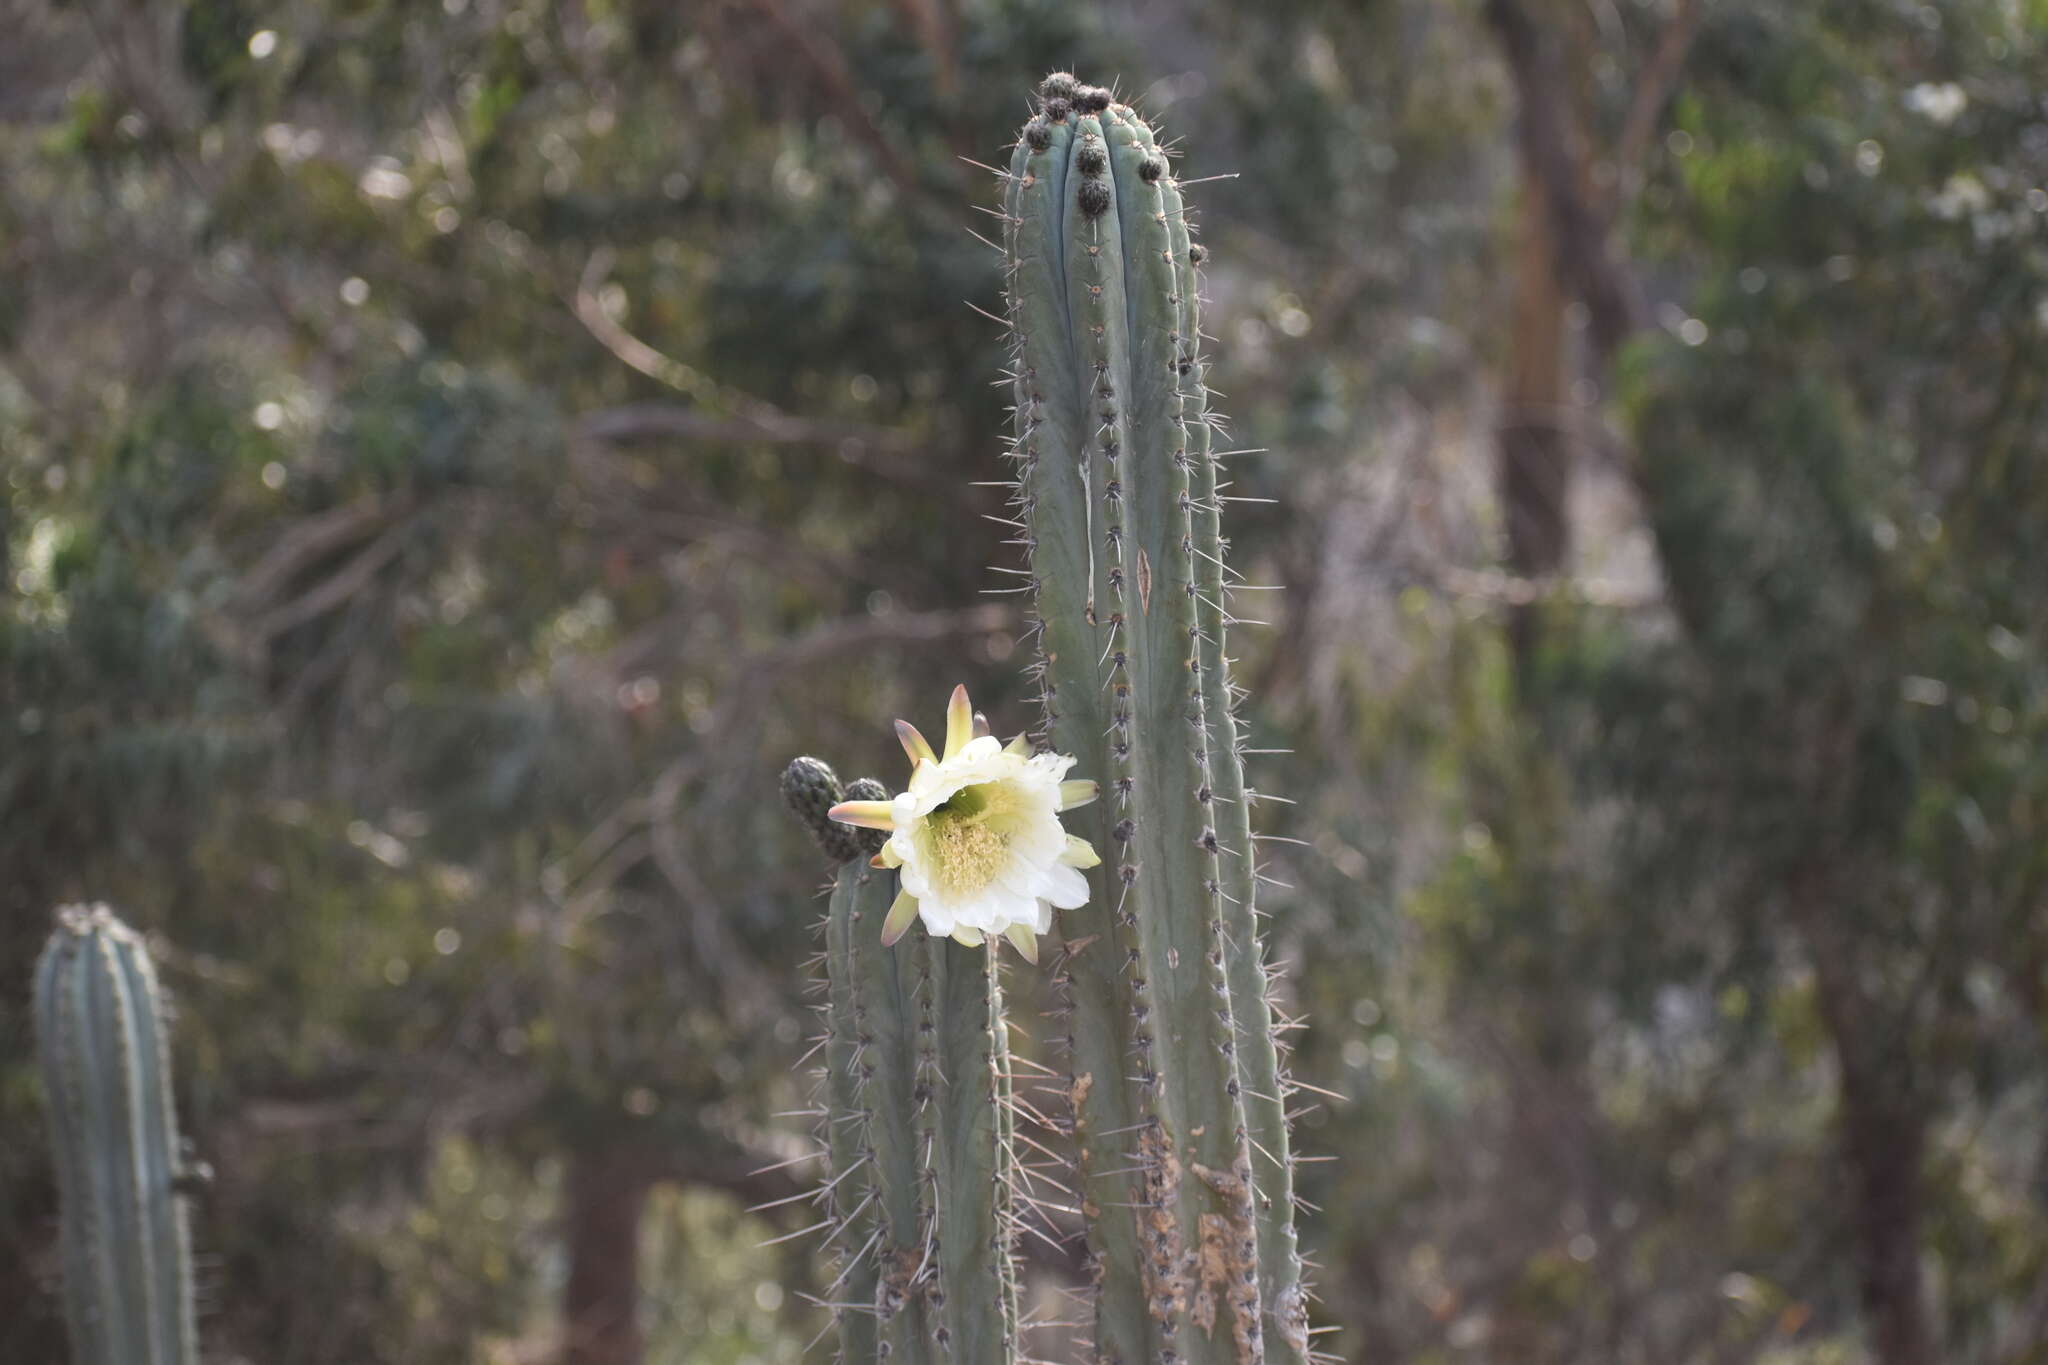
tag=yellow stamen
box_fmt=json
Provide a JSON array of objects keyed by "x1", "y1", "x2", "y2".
[{"x1": 930, "y1": 817, "x2": 1007, "y2": 899}]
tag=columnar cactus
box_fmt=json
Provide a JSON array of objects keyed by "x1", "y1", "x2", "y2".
[
  {"x1": 1001, "y1": 73, "x2": 1312, "y2": 1362},
  {"x1": 33, "y1": 903, "x2": 201, "y2": 1365},
  {"x1": 777, "y1": 68, "x2": 1312, "y2": 1365},
  {"x1": 784, "y1": 759, "x2": 1020, "y2": 1363}
]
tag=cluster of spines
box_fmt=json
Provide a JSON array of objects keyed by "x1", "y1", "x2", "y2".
[
  {"x1": 33, "y1": 903, "x2": 202, "y2": 1365},
  {"x1": 783, "y1": 759, "x2": 1022, "y2": 1363},
  {"x1": 991, "y1": 72, "x2": 1319, "y2": 1364}
]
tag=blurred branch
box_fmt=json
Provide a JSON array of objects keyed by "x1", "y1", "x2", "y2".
[
  {"x1": 886, "y1": 0, "x2": 959, "y2": 101},
  {"x1": 252, "y1": 522, "x2": 410, "y2": 640},
  {"x1": 1483, "y1": 0, "x2": 1645, "y2": 363},
  {"x1": 573, "y1": 401, "x2": 915, "y2": 454},
  {"x1": 236, "y1": 497, "x2": 404, "y2": 610},
  {"x1": 570, "y1": 254, "x2": 973, "y2": 502},
  {"x1": 742, "y1": 0, "x2": 926, "y2": 203},
  {"x1": 1612, "y1": 0, "x2": 1704, "y2": 213}
]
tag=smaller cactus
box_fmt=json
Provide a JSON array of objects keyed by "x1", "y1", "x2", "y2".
[
  {"x1": 34, "y1": 903, "x2": 201, "y2": 1365},
  {"x1": 781, "y1": 753, "x2": 1022, "y2": 1363}
]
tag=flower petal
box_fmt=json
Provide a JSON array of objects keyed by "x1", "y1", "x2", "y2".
[
  {"x1": 828, "y1": 800, "x2": 896, "y2": 830},
  {"x1": 1060, "y1": 834, "x2": 1101, "y2": 869},
  {"x1": 951, "y1": 925, "x2": 985, "y2": 947},
  {"x1": 879, "y1": 887, "x2": 920, "y2": 946},
  {"x1": 1004, "y1": 923, "x2": 1040, "y2": 964},
  {"x1": 944, "y1": 684, "x2": 975, "y2": 761},
  {"x1": 1044, "y1": 861, "x2": 1090, "y2": 909},
  {"x1": 1004, "y1": 734, "x2": 1033, "y2": 757},
  {"x1": 1058, "y1": 779, "x2": 1100, "y2": 811},
  {"x1": 894, "y1": 719, "x2": 937, "y2": 768},
  {"x1": 875, "y1": 841, "x2": 904, "y2": 869},
  {"x1": 973, "y1": 710, "x2": 993, "y2": 740}
]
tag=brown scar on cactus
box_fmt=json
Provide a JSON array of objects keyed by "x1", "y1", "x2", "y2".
[
  {"x1": 1193, "y1": 1160, "x2": 1264, "y2": 1358},
  {"x1": 1139, "y1": 1124, "x2": 1188, "y2": 1324}
]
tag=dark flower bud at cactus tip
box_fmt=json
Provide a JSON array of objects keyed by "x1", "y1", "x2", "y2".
[
  {"x1": 1076, "y1": 86, "x2": 1113, "y2": 114},
  {"x1": 1023, "y1": 119, "x2": 1052, "y2": 151},
  {"x1": 1040, "y1": 70, "x2": 1079, "y2": 102},
  {"x1": 781, "y1": 756, "x2": 863, "y2": 865},
  {"x1": 1077, "y1": 178, "x2": 1112, "y2": 218},
  {"x1": 1075, "y1": 142, "x2": 1108, "y2": 177},
  {"x1": 841, "y1": 777, "x2": 890, "y2": 856},
  {"x1": 1042, "y1": 96, "x2": 1072, "y2": 123},
  {"x1": 1189, "y1": 241, "x2": 1208, "y2": 264},
  {"x1": 1138, "y1": 155, "x2": 1166, "y2": 183}
]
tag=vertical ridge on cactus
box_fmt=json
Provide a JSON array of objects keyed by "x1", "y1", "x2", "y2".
[
  {"x1": 822, "y1": 865, "x2": 883, "y2": 1360},
  {"x1": 999, "y1": 73, "x2": 1314, "y2": 1363},
  {"x1": 929, "y1": 938, "x2": 1017, "y2": 1360},
  {"x1": 33, "y1": 903, "x2": 201, "y2": 1365}
]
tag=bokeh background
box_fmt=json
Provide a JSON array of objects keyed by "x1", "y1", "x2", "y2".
[{"x1": 5, "y1": 1, "x2": 2047, "y2": 1363}]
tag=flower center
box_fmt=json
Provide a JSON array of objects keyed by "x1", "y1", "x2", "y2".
[{"x1": 927, "y1": 782, "x2": 1008, "y2": 898}]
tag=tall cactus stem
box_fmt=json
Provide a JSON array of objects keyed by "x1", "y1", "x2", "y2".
[
  {"x1": 999, "y1": 74, "x2": 1312, "y2": 1363},
  {"x1": 1006, "y1": 93, "x2": 1163, "y2": 1364},
  {"x1": 33, "y1": 904, "x2": 201, "y2": 1365}
]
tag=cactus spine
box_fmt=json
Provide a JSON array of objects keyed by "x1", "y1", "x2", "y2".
[
  {"x1": 1002, "y1": 75, "x2": 1312, "y2": 1362},
  {"x1": 33, "y1": 904, "x2": 201, "y2": 1365},
  {"x1": 785, "y1": 760, "x2": 1020, "y2": 1362}
]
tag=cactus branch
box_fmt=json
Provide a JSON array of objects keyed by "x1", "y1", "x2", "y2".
[{"x1": 33, "y1": 904, "x2": 201, "y2": 1365}]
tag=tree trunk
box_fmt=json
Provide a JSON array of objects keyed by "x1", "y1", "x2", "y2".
[
  {"x1": 1499, "y1": 177, "x2": 1571, "y2": 677},
  {"x1": 562, "y1": 1145, "x2": 653, "y2": 1365},
  {"x1": 1837, "y1": 1080, "x2": 1933, "y2": 1365},
  {"x1": 1797, "y1": 856, "x2": 1937, "y2": 1365},
  {"x1": 1810, "y1": 943, "x2": 1936, "y2": 1365}
]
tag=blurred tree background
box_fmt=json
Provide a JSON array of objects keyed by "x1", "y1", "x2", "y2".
[{"x1": 4, "y1": 1, "x2": 2046, "y2": 1363}]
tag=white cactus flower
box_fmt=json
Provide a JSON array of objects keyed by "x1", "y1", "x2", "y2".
[{"x1": 828, "y1": 684, "x2": 1098, "y2": 962}]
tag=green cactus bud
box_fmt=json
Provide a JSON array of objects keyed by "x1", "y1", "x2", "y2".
[
  {"x1": 842, "y1": 778, "x2": 890, "y2": 857},
  {"x1": 783, "y1": 756, "x2": 865, "y2": 864}
]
